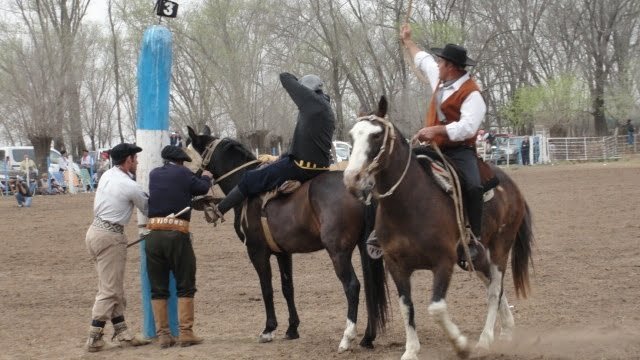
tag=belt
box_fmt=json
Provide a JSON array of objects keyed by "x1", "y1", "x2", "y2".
[
  {"x1": 293, "y1": 159, "x2": 329, "y2": 170},
  {"x1": 92, "y1": 217, "x2": 124, "y2": 234},
  {"x1": 147, "y1": 217, "x2": 190, "y2": 234}
]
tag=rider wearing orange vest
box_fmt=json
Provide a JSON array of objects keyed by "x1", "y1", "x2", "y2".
[{"x1": 386, "y1": 24, "x2": 486, "y2": 269}]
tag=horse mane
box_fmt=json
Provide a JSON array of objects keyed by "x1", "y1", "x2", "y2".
[{"x1": 219, "y1": 137, "x2": 257, "y2": 161}]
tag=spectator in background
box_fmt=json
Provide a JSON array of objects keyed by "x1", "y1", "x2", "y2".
[
  {"x1": 59, "y1": 150, "x2": 69, "y2": 172},
  {"x1": 19, "y1": 154, "x2": 37, "y2": 176},
  {"x1": 521, "y1": 137, "x2": 530, "y2": 165},
  {"x1": 170, "y1": 132, "x2": 178, "y2": 146},
  {"x1": 626, "y1": 119, "x2": 635, "y2": 145},
  {"x1": 5, "y1": 156, "x2": 11, "y2": 169},
  {"x1": 533, "y1": 137, "x2": 540, "y2": 164},
  {"x1": 96, "y1": 151, "x2": 110, "y2": 184},
  {"x1": 81, "y1": 149, "x2": 92, "y2": 170},
  {"x1": 14, "y1": 176, "x2": 36, "y2": 207},
  {"x1": 176, "y1": 135, "x2": 183, "y2": 148}
]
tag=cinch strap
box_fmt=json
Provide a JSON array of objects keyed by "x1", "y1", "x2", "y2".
[{"x1": 147, "y1": 217, "x2": 190, "y2": 234}]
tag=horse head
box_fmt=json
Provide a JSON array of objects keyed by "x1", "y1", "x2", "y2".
[{"x1": 344, "y1": 96, "x2": 406, "y2": 199}]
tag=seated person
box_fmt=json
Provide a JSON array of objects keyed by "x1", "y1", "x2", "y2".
[{"x1": 15, "y1": 176, "x2": 36, "y2": 207}]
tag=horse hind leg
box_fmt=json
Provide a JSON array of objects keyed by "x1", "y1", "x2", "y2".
[
  {"x1": 476, "y1": 251, "x2": 503, "y2": 350},
  {"x1": 498, "y1": 290, "x2": 515, "y2": 341},
  {"x1": 330, "y1": 252, "x2": 360, "y2": 353},
  {"x1": 428, "y1": 264, "x2": 470, "y2": 359},
  {"x1": 247, "y1": 246, "x2": 278, "y2": 343},
  {"x1": 275, "y1": 253, "x2": 300, "y2": 340}
]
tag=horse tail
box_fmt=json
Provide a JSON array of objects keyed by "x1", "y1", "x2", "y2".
[
  {"x1": 358, "y1": 202, "x2": 389, "y2": 333},
  {"x1": 512, "y1": 201, "x2": 534, "y2": 298}
]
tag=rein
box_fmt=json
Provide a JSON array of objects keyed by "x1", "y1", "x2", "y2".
[
  {"x1": 355, "y1": 115, "x2": 412, "y2": 199},
  {"x1": 200, "y1": 138, "x2": 260, "y2": 184}
]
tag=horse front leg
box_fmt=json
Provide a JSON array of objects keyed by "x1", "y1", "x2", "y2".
[
  {"x1": 247, "y1": 246, "x2": 277, "y2": 343},
  {"x1": 388, "y1": 267, "x2": 419, "y2": 360},
  {"x1": 275, "y1": 253, "x2": 300, "y2": 340},
  {"x1": 429, "y1": 263, "x2": 470, "y2": 358},
  {"x1": 329, "y1": 252, "x2": 360, "y2": 353}
]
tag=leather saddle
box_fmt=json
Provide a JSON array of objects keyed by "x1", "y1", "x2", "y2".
[{"x1": 412, "y1": 145, "x2": 499, "y2": 196}]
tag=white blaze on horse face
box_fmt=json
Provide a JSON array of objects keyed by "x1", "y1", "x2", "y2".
[
  {"x1": 183, "y1": 144, "x2": 202, "y2": 173},
  {"x1": 344, "y1": 121, "x2": 383, "y2": 188}
]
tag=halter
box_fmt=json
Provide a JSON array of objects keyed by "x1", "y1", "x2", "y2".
[
  {"x1": 199, "y1": 138, "x2": 260, "y2": 184},
  {"x1": 355, "y1": 115, "x2": 412, "y2": 199}
]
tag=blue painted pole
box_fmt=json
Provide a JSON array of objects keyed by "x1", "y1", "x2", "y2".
[{"x1": 135, "y1": 25, "x2": 179, "y2": 338}]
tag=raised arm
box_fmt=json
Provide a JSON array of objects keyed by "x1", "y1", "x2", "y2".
[{"x1": 279, "y1": 72, "x2": 317, "y2": 109}]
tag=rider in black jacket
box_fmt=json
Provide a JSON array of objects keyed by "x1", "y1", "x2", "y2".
[{"x1": 208, "y1": 72, "x2": 335, "y2": 223}]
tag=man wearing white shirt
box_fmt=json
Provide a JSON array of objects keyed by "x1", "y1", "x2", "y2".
[
  {"x1": 84, "y1": 143, "x2": 150, "y2": 352},
  {"x1": 397, "y1": 24, "x2": 487, "y2": 270},
  {"x1": 58, "y1": 150, "x2": 69, "y2": 172},
  {"x1": 80, "y1": 149, "x2": 92, "y2": 169}
]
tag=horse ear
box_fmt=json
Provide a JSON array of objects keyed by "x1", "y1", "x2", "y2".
[
  {"x1": 202, "y1": 125, "x2": 212, "y2": 136},
  {"x1": 375, "y1": 96, "x2": 388, "y2": 118},
  {"x1": 185, "y1": 138, "x2": 192, "y2": 147},
  {"x1": 187, "y1": 126, "x2": 197, "y2": 142},
  {"x1": 357, "y1": 105, "x2": 369, "y2": 117}
]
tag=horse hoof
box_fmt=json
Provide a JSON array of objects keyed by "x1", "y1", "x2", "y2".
[
  {"x1": 400, "y1": 353, "x2": 418, "y2": 360},
  {"x1": 498, "y1": 331, "x2": 513, "y2": 342},
  {"x1": 258, "y1": 332, "x2": 274, "y2": 343},
  {"x1": 454, "y1": 336, "x2": 470, "y2": 359},
  {"x1": 284, "y1": 330, "x2": 299, "y2": 340},
  {"x1": 359, "y1": 337, "x2": 374, "y2": 349}
]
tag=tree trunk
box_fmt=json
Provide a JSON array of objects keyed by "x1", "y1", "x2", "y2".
[{"x1": 29, "y1": 135, "x2": 53, "y2": 176}]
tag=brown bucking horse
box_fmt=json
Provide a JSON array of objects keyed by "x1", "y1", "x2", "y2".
[
  {"x1": 186, "y1": 126, "x2": 388, "y2": 353},
  {"x1": 343, "y1": 97, "x2": 533, "y2": 360}
]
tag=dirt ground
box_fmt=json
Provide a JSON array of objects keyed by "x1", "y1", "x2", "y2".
[{"x1": 1, "y1": 160, "x2": 639, "y2": 360}]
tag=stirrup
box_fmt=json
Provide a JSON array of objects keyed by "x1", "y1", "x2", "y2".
[
  {"x1": 366, "y1": 231, "x2": 383, "y2": 259},
  {"x1": 204, "y1": 205, "x2": 225, "y2": 226},
  {"x1": 457, "y1": 238, "x2": 485, "y2": 271}
]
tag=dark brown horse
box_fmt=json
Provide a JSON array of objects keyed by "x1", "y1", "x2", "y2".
[
  {"x1": 343, "y1": 97, "x2": 533, "y2": 360},
  {"x1": 186, "y1": 126, "x2": 388, "y2": 352}
]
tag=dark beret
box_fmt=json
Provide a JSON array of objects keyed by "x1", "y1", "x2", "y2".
[
  {"x1": 161, "y1": 145, "x2": 192, "y2": 162},
  {"x1": 110, "y1": 143, "x2": 142, "y2": 162}
]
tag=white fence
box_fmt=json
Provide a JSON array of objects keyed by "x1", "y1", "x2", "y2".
[
  {"x1": 480, "y1": 134, "x2": 638, "y2": 166},
  {"x1": 546, "y1": 136, "x2": 620, "y2": 162}
]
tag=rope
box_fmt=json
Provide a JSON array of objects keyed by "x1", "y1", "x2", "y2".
[{"x1": 431, "y1": 142, "x2": 475, "y2": 273}]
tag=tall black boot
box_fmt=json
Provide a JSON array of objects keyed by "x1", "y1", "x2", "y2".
[
  {"x1": 207, "y1": 186, "x2": 247, "y2": 224},
  {"x1": 458, "y1": 187, "x2": 487, "y2": 271}
]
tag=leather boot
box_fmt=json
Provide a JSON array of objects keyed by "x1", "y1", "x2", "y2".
[
  {"x1": 86, "y1": 326, "x2": 105, "y2": 352},
  {"x1": 178, "y1": 297, "x2": 203, "y2": 347},
  {"x1": 113, "y1": 321, "x2": 151, "y2": 347},
  {"x1": 152, "y1": 299, "x2": 175, "y2": 348}
]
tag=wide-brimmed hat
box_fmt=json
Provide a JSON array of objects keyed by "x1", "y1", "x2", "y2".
[
  {"x1": 430, "y1": 44, "x2": 476, "y2": 67},
  {"x1": 161, "y1": 145, "x2": 192, "y2": 162},
  {"x1": 110, "y1": 143, "x2": 142, "y2": 162}
]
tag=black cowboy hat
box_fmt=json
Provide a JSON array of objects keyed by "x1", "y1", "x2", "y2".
[
  {"x1": 430, "y1": 43, "x2": 477, "y2": 67},
  {"x1": 110, "y1": 143, "x2": 142, "y2": 162},
  {"x1": 161, "y1": 145, "x2": 192, "y2": 162}
]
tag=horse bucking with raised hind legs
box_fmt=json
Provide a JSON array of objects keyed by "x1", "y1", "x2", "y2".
[
  {"x1": 185, "y1": 126, "x2": 388, "y2": 353},
  {"x1": 343, "y1": 96, "x2": 534, "y2": 360}
]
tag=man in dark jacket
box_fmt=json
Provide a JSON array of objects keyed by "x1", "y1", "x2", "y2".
[
  {"x1": 207, "y1": 72, "x2": 335, "y2": 223},
  {"x1": 145, "y1": 145, "x2": 212, "y2": 348}
]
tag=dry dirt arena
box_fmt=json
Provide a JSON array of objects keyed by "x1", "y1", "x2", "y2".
[{"x1": 1, "y1": 160, "x2": 639, "y2": 360}]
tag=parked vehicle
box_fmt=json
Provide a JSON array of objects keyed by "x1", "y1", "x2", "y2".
[
  {"x1": 487, "y1": 136, "x2": 520, "y2": 165},
  {"x1": 0, "y1": 146, "x2": 66, "y2": 175},
  {"x1": 333, "y1": 141, "x2": 352, "y2": 163}
]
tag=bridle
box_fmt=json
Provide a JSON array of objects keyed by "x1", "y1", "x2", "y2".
[
  {"x1": 354, "y1": 115, "x2": 412, "y2": 199},
  {"x1": 199, "y1": 138, "x2": 261, "y2": 184}
]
